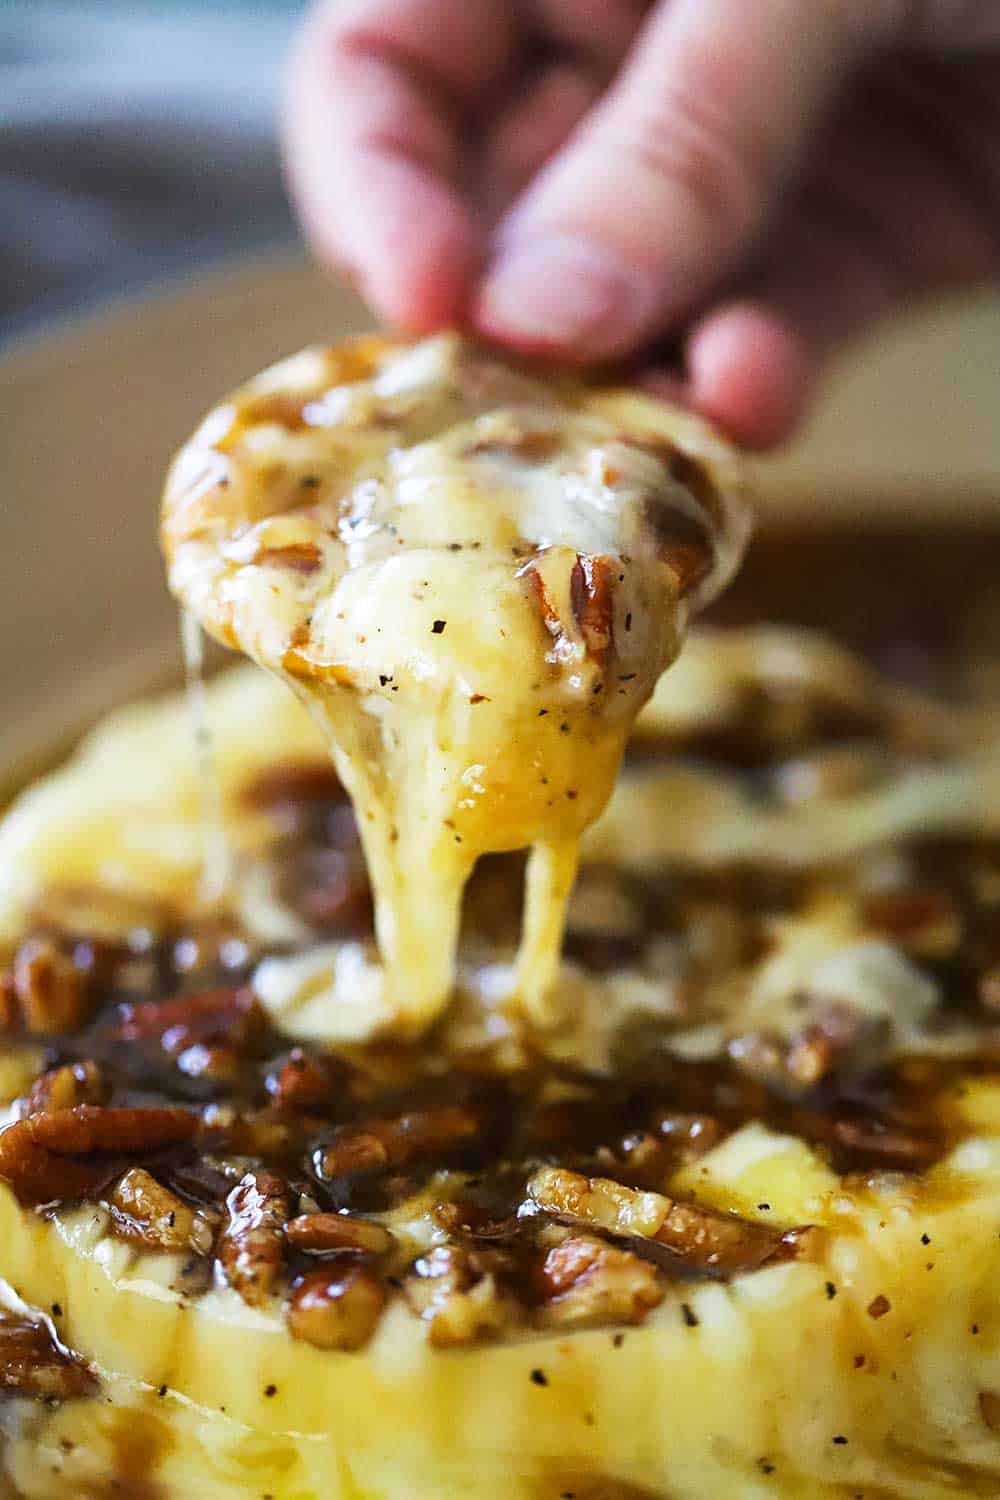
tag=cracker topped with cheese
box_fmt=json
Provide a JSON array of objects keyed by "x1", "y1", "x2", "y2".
[{"x1": 160, "y1": 333, "x2": 750, "y2": 1034}]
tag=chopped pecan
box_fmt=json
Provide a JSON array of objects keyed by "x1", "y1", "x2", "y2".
[
  {"x1": 0, "y1": 1106, "x2": 198, "y2": 1206},
  {"x1": 23, "y1": 1061, "x2": 107, "y2": 1116},
  {"x1": 219, "y1": 1170, "x2": 290, "y2": 1306},
  {"x1": 526, "y1": 1167, "x2": 806, "y2": 1277},
  {"x1": 0, "y1": 1315, "x2": 97, "y2": 1401},
  {"x1": 266, "y1": 1049, "x2": 337, "y2": 1113},
  {"x1": 112, "y1": 987, "x2": 264, "y2": 1057},
  {"x1": 108, "y1": 1167, "x2": 214, "y2": 1254},
  {"x1": 651, "y1": 1112, "x2": 723, "y2": 1164},
  {"x1": 174, "y1": 1043, "x2": 240, "y2": 1083},
  {"x1": 8, "y1": 938, "x2": 94, "y2": 1035},
  {"x1": 286, "y1": 1211, "x2": 392, "y2": 1255},
  {"x1": 729, "y1": 1004, "x2": 881, "y2": 1092},
  {"x1": 535, "y1": 1235, "x2": 663, "y2": 1329},
  {"x1": 642, "y1": 499, "x2": 714, "y2": 598},
  {"x1": 594, "y1": 1131, "x2": 666, "y2": 1186},
  {"x1": 832, "y1": 1117, "x2": 940, "y2": 1170},
  {"x1": 625, "y1": 438, "x2": 724, "y2": 532},
  {"x1": 286, "y1": 1264, "x2": 386, "y2": 1350},
  {"x1": 570, "y1": 555, "x2": 615, "y2": 666},
  {"x1": 433, "y1": 1199, "x2": 522, "y2": 1245},
  {"x1": 404, "y1": 1245, "x2": 516, "y2": 1347},
  {"x1": 522, "y1": 548, "x2": 615, "y2": 668},
  {"x1": 317, "y1": 1105, "x2": 480, "y2": 1179}
]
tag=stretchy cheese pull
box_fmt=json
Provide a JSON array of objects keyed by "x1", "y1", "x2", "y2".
[{"x1": 161, "y1": 333, "x2": 750, "y2": 1034}]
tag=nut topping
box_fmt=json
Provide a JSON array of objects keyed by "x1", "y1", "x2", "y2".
[
  {"x1": 286, "y1": 1212, "x2": 392, "y2": 1256},
  {"x1": 108, "y1": 1167, "x2": 214, "y2": 1254},
  {"x1": 7, "y1": 938, "x2": 95, "y2": 1035},
  {"x1": 317, "y1": 1105, "x2": 480, "y2": 1179},
  {"x1": 219, "y1": 1170, "x2": 291, "y2": 1306},
  {"x1": 23, "y1": 1061, "x2": 107, "y2": 1116},
  {"x1": 286, "y1": 1264, "x2": 386, "y2": 1350},
  {"x1": 535, "y1": 1235, "x2": 663, "y2": 1328},
  {"x1": 0, "y1": 1314, "x2": 97, "y2": 1401},
  {"x1": 404, "y1": 1245, "x2": 517, "y2": 1347},
  {"x1": 0, "y1": 1106, "x2": 198, "y2": 1206},
  {"x1": 527, "y1": 1167, "x2": 807, "y2": 1276}
]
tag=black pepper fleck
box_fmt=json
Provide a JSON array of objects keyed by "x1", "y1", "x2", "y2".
[
  {"x1": 432, "y1": 620, "x2": 446, "y2": 634},
  {"x1": 264, "y1": 1384, "x2": 278, "y2": 1398},
  {"x1": 920, "y1": 1233, "x2": 931, "y2": 1245},
  {"x1": 681, "y1": 1303, "x2": 699, "y2": 1328},
  {"x1": 530, "y1": 1369, "x2": 548, "y2": 1387},
  {"x1": 612, "y1": 1333, "x2": 625, "y2": 1348},
  {"x1": 832, "y1": 1435, "x2": 848, "y2": 1445},
  {"x1": 51, "y1": 1303, "x2": 62, "y2": 1317},
  {"x1": 825, "y1": 1282, "x2": 837, "y2": 1300}
]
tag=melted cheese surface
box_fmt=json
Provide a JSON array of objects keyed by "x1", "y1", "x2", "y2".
[{"x1": 161, "y1": 334, "x2": 749, "y2": 1034}]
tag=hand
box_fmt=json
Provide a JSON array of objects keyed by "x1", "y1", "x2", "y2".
[{"x1": 282, "y1": 0, "x2": 1000, "y2": 447}]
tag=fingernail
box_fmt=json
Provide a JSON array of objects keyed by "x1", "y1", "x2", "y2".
[{"x1": 473, "y1": 236, "x2": 651, "y2": 356}]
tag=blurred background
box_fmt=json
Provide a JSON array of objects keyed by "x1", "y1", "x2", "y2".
[{"x1": 1, "y1": 0, "x2": 301, "y2": 336}]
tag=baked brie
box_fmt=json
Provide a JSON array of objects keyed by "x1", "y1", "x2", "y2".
[{"x1": 1, "y1": 338, "x2": 999, "y2": 1499}]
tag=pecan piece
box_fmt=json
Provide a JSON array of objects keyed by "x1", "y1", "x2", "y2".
[
  {"x1": 317, "y1": 1105, "x2": 479, "y2": 1179},
  {"x1": 286, "y1": 1212, "x2": 392, "y2": 1256},
  {"x1": 404, "y1": 1245, "x2": 516, "y2": 1347},
  {"x1": 527, "y1": 1167, "x2": 806, "y2": 1277},
  {"x1": 523, "y1": 549, "x2": 616, "y2": 668},
  {"x1": 536, "y1": 1235, "x2": 663, "y2": 1329},
  {"x1": 8, "y1": 938, "x2": 94, "y2": 1035},
  {"x1": 174, "y1": 1043, "x2": 240, "y2": 1083},
  {"x1": 0, "y1": 1106, "x2": 198, "y2": 1207},
  {"x1": 0, "y1": 1315, "x2": 97, "y2": 1401},
  {"x1": 266, "y1": 1049, "x2": 336, "y2": 1113},
  {"x1": 108, "y1": 1167, "x2": 214, "y2": 1254},
  {"x1": 23, "y1": 1061, "x2": 107, "y2": 1116},
  {"x1": 113, "y1": 987, "x2": 264, "y2": 1057},
  {"x1": 832, "y1": 1117, "x2": 940, "y2": 1170},
  {"x1": 651, "y1": 1112, "x2": 723, "y2": 1165},
  {"x1": 642, "y1": 494, "x2": 714, "y2": 598},
  {"x1": 286, "y1": 1264, "x2": 386, "y2": 1350},
  {"x1": 570, "y1": 554, "x2": 615, "y2": 666},
  {"x1": 218, "y1": 1170, "x2": 290, "y2": 1307}
]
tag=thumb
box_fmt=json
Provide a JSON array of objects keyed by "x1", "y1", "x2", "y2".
[{"x1": 473, "y1": 0, "x2": 879, "y2": 359}]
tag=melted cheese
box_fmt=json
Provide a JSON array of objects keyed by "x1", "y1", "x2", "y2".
[{"x1": 161, "y1": 334, "x2": 749, "y2": 1034}]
